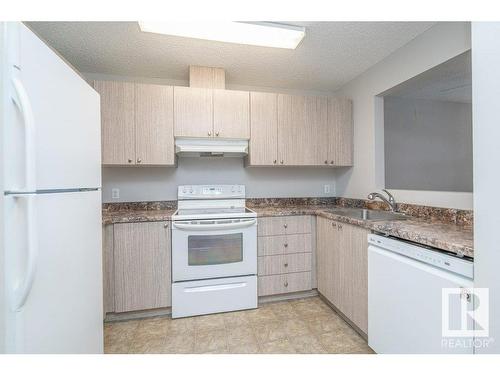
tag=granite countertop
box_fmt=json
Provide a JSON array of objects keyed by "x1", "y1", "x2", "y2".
[
  {"x1": 102, "y1": 200, "x2": 473, "y2": 258},
  {"x1": 102, "y1": 208, "x2": 177, "y2": 225},
  {"x1": 250, "y1": 204, "x2": 473, "y2": 258}
]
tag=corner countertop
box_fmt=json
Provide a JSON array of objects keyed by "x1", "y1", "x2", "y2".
[{"x1": 102, "y1": 202, "x2": 473, "y2": 258}]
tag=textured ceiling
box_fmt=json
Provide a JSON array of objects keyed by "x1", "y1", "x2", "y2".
[
  {"x1": 27, "y1": 21, "x2": 435, "y2": 92},
  {"x1": 383, "y1": 50, "x2": 471, "y2": 103}
]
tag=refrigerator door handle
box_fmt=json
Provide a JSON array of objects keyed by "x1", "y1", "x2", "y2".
[
  {"x1": 13, "y1": 194, "x2": 39, "y2": 311},
  {"x1": 11, "y1": 76, "x2": 36, "y2": 193}
]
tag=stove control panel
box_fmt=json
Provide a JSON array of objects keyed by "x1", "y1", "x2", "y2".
[{"x1": 178, "y1": 185, "x2": 245, "y2": 200}]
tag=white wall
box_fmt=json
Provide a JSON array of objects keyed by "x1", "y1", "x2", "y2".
[
  {"x1": 87, "y1": 73, "x2": 340, "y2": 203},
  {"x1": 384, "y1": 97, "x2": 473, "y2": 192},
  {"x1": 0, "y1": 22, "x2": 5, "y2": 353},
  {"x1": 336, "y1": 22, "x2": 473, "y2": 209},
  {"x1": 471, "y1": 22, "x2": 500, "y2": 354}
]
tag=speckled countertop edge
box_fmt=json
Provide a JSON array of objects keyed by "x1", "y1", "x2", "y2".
[{"x1": 102, "y1": 203, "x2": 473, "y2": 258}]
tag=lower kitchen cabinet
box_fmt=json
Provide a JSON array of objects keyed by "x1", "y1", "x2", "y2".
[
  {"x1": 257, "y1": 215, "x2": 314, "y2": 297},
  {"x1": 112, "y1": 221, "x2": 171, "y2": 313},
  {"x1": 316, "y1": 216, "x2": 369, "y2": 333}
]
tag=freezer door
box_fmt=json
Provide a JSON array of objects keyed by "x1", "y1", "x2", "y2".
[
  {"x1": 4, "y1": 23, "x2": 100, "y2": 192},
  {"x1": 4, "y1": 190, "x2": 103, "y2": 353}
]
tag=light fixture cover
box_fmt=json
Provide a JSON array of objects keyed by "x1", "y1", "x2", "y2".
[{"x1": 138, "y1": 21, "x2": 305, "y2": 49}]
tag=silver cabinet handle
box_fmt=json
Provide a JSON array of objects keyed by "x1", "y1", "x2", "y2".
[
  {"x1": 127, "y1": 159, "x2": 133, "y2": 163},
  {"x1": 137, "y1": 158, "x2": 142, "y2": 163},
  {"x1": 284, "y1": 281, "x2": 289, "y2": 287},
  {"x1": 324, "y1": 160, "x2": 328, "y2": 164},
  {"x1": 164, "y1": 222, "x2": 169, "y2": 228},
  {"x1": 215, "y1": 131, "x2": 220, "y2": 137},
  {"x1": 284, "y1": 263, "x2": 288, "y2": 268},
  {"x1": 284, "y1": 243, "x2": 288, "y2": 248},
  {"x1": 330, "y1": 161, "x2": 334, "y2": 165},
  {"x1": 273, "y1": 160, "x2": 277, "y2": 164},
  {"x1": 280, "y1": 160, "x2": 284, "y2": 164},
  {"x1": 284, "y1": 223, "x2": 288, "y2": 229},
  {"x1": 208, "y1": 131, "x2": 212, "y2": 136}
]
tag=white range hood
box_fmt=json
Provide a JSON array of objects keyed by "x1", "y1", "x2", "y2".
[{"x1": 175, "y1": 138, "x2": 249, "y2": 157}]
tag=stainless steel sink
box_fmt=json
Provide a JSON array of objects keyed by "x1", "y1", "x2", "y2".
[{"x1": 327, "y1": 208, "x2": 410, "y2": 221}]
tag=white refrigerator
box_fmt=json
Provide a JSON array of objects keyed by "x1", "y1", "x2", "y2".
[{"x1": 1, "y1": 22, "x2": 103, "y2": 353}]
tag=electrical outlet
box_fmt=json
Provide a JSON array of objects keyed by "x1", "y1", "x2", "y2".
[
  {"x1": 324, "y1": 184, "x2": 331, "y2": 194},
  {"x1": 111, "y1": 188, "x2": 120, "y2": 199}
]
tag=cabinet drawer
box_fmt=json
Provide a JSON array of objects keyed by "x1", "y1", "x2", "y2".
[
  {"x1": 258, "y1": 272, "x2": 312, "y2": 296},
  {"x1": 258, "y1": 216, "x2": 312, "y2": 236},
  {"x1": 258, "y1": 253, "x2": 312, "y2": 276},
  {"x1": 258, "y1": 233, "x2": 312, "y2": 256}
]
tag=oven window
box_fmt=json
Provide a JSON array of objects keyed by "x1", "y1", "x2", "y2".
[{"x1": 188, "y1": 233, "x2": 243, "y2": 266}]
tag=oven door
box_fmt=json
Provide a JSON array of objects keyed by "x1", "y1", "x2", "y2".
[{"x1": 171, "y1": 218, "x2": 257, "y2": 282}]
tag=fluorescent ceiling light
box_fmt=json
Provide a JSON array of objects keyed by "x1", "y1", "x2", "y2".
[{"x1": 138, "y1": 21, "x2": 305, "y2": 49}]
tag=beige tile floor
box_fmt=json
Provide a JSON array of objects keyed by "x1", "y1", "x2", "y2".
[{"x1": 104, "y1": 296, "x2": 374, "y2": 354}]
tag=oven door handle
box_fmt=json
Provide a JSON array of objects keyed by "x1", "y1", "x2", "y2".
[{"x1": 172, "y1": 219, "x2": 256, "y2": 231}]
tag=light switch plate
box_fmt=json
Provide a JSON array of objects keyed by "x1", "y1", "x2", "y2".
[{"x1": 111, "y1": 188, "x2": 120, "y2": 199}]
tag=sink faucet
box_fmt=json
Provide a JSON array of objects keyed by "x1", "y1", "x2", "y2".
[{"x1": 367, "y1": 189, "x2": 398, "y2": 212}]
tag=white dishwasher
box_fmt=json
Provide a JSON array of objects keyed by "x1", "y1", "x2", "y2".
[{"x1": 368, "y1": 234, "x2": 474, "y2": 354}]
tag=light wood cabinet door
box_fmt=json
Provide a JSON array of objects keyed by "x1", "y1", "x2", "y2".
[
  {"x1": 277, "y1": 94, "x2": 307, "y2": 165},
  {"x1": 248, "y1": 92, "x2": 278, "y2": 165},
  {"x1": 347, "y1": 223, "x2": 369, "y2": 333},
  {"x1": 135, "y1": 84, "x2": 175, "y2": 165},
  {"x1": 316, "y1": 217, "x2": 335, "y2": 303},
  {"x1": 305, "y1": 96, "x2": 329, "y2": 165},
  {"x1": 213, "y1": 89, "x2": 250, "y2": 139},
  {"x1": 102, "y1": 224, "x2": 114, "y2": 314},
  {"x1": 173, "y1": 87, "x2": 213, "y2": 137},
  {"x1": 328, "y1": 98, "x2": 353, "y2": 166},
  {"x1": 94, "y1": 81, "x2": 135, "y2": 165},
  {"x1": 113, "y1": 221, "x2": 171, "y2": 312}
]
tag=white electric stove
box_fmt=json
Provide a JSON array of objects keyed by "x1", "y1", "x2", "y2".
[{"x1": 171, "y1": 185, "x2": 257, "y2": 318}]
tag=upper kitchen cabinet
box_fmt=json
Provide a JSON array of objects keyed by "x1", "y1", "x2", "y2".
[
  {"x1": 94, "y1": 80, "x2": 135, "y2": 165},
  {"x1": 277, "y1": 94, "x2": 328, "y2": 166},
  {"x1": 327, "y1": 98, "x2": 353, "y2": 166},
  {"x1": 306, "y1": 95, "x2": 329, "y2": 165},
  {"x1": 173, "y1": 86, "x2": 213, "y2": 138},
  {"x1": 94, "y1": 80, "x2": 175, "y2": 166},
  {"x1": 135, "y1": 84, "x2": 175, "y2": 165},
  {"x1": 213, "y1": 89, "x2": 250, "y2": 139},
  {"x1": 248, "y1": 92, "x2": 278, "y2": 165}
]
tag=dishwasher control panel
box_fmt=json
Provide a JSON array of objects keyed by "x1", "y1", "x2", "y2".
[{"x1": 368, "y1": 234, "x2": 473, "y2": 279}]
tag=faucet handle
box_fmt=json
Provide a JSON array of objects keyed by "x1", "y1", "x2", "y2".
[{"x1": 382, "y1": 189, "x2": 395, "y2": 203}]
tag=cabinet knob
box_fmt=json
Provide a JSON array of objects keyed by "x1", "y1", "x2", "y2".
[
  {"x1": 137, "y1": 158, "x2": 142, "y2": 163},
  {"x1": 330, "y1": 161, "x2": 334, "y2": 165},
  {"x1": 215, "y1": 131, "x2": 220, "y2": 137},
  {"x1": 164, "y1": 223, "x2": 169, "y2": 228},
  {"x1": 284, "y1": 224, "x2": 288, "y2": 229},
  {"x1": 273, "y1": 160, "x2": 277, "y2": 164},
  {"x1": 284, "y1": 281, "x2": 289, "y2": 287},
  {"x1": 324, "y1": 160, "x2": 328, "y2": 164},
  {"x1": 280, "y1": 160, "x2": 284, "y2": 164},
  {"x1": 208, "y1": 131, "x2": 212, "y2": 136},
  {"x1": 284, "y1": 262, "x2": 288, "y2": 268},
  {"x1": 284, "y1": 243, "x2": 288, "y2": 248},
  {"x1": 127, "y1": 159, "x2": 133, "y2": 163}
]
